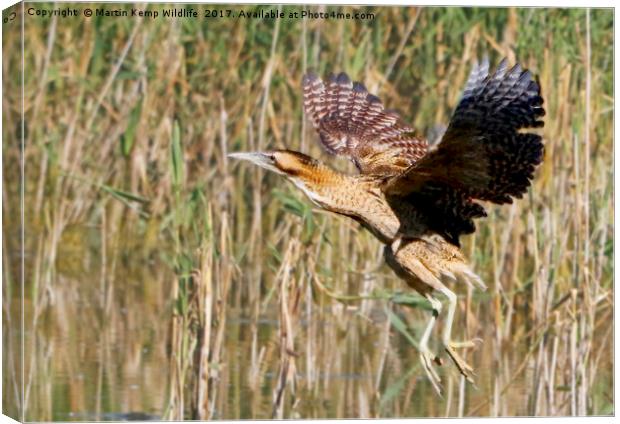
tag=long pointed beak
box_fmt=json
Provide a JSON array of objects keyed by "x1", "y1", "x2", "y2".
[
  {"x1": 228, "y1": 152, "x2": 265, "y2": 162},
  {"x1": 228, "y1": 151, "x2": 280, "y2": 174}
]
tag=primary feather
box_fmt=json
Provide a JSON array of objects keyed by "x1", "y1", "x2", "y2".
[{"x1": 386, "y1": 59, "x2": 545, "y2": 205}]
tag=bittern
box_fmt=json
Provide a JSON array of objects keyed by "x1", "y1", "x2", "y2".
[{"x1": 230, "y1": 59, "x2": 544, "y2": 394}]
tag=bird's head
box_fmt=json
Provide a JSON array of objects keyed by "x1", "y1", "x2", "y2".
[
  {"x1": 228, "y1": 149, "x2": 332, "y2": 205},
  {"x1": 228, "y1": 149, "x2": 319, "y2": 180}
]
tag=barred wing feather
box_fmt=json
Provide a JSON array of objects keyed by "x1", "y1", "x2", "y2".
[{"x1": 303, "y1": 71, "x2": 428, "y2": 175}]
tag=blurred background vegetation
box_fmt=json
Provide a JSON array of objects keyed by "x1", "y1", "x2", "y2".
[{"x1": 2, "y1": 3, "x2": 613, "y2": 420}]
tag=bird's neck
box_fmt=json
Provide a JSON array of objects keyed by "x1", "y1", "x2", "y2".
[
  {"x1": 290, "y1": 163, "x2": 350, "y2": 206},
  {"x1": 290, "y1": 160, "x2": 344, "y2": 185},
  {"x1": 292, "y1": 165, "x2": 386, "y2": 216}
]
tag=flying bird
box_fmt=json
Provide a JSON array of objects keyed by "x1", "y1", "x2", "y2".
[{"x1": 230, "y1": 58, "x2": 545, "y2": 394}]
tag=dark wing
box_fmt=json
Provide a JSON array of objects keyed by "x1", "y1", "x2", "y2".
[
  {"x1": 303, "y1": 71, "x2": 428, "y2": 175},
  {"x1": 399, "y1": 182, "x2": 488, "y2": 246},
  {"x1": 385, "y1": 59, "x2": 545, "y2": 244},
  {"x1": 386, "y1": 58, "x2": 544, "y2": 202}
]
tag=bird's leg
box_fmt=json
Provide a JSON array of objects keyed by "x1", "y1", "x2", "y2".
[
  {"x1": 438, "y1": 286, "x2": 479, "y2": 383},
  {"x1": 419, "y1": 294, "x2": 443, "y2": 396}
]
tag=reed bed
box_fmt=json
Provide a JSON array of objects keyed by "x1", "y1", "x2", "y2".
[{"x1": 2, "y1": 4, "x2": 613, "y2": 420}]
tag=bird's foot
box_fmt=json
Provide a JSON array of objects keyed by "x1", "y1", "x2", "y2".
[
  {"x1": 444, "y1": 341, "x2": 480, "y2": 384},
  {"x1": 419, "y1": 349, "x2": 443, "y2": 396}
]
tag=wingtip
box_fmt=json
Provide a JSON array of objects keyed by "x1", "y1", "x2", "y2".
[
  {"x1": 336, "y1": 72, "x2": 351, "y2": 85},
  {"x1": 302, "y1": 69, "x2": 320, "y2": 85},
  {"x1": 509, "y1": 63, "x2": 523, "y2": 78},
  {"x1": 494, "y1": 58, "x2": 509, "y2": 77},
  {"x1": 366, "y1": 94, "x2": 382, "y2": 105},
  {"x1": 518, "y1": 69, "x2": 532, "y2": 83},
  {"x1": 352, "y1": 81, "x2": 367, "y2": 93},
  {"x1": 479, "y1": 55, "x2": 490, "y2": 74}
]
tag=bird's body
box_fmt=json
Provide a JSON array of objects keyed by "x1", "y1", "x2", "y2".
[
  {"x1": 282, "y1": 160, "x2": 424, "y2": 243},
  {"x1": 230, "y1": 58, "x2": 545, "y2": 394}
]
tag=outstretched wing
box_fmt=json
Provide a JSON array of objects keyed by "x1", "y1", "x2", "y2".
[
  {"x1": 303, "y1": 71, "x2": 427, "y2": 176},
  {"x1": 386, "y1": 58, "x2": 545, "y2": 204}
]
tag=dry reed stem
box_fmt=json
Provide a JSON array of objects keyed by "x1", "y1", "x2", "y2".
[{"x1": 5, "y1": 6, "x2": 612, "y2": 420}]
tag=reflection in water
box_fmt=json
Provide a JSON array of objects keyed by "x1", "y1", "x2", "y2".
[
  {"x1": 4, "y1": 212, "x2": 614, "y2": 420},
  {"x1": 14, "y1": 226, "x2": 604, "y2": 421}
]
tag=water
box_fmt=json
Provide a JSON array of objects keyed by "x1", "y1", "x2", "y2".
[{"x1": 5, "y1": 225, "x2": 612, "y2": 420}]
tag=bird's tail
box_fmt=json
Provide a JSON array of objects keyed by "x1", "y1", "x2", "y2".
[
  {"x1": 420, "y1": 235, "x2": 487, "y2": 291},
  {"x1": 435, "y1": 253, "x2": 486, "y2": 291},
  {"x1": 450, "y1": 263, "x2": 487, "y2": 291}
]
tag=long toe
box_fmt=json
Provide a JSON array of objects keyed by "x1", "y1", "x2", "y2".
[
  {"x1": 420, "y1": 351, "x2": 443, "y2": 396},
  {"x1": 445, "y1": 345, "x2": 475, "y2": 384}
]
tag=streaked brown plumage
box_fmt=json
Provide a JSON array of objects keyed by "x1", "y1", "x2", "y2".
[{"x1": 230, "y1": 58, "x2": 545, "y2": 394}]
